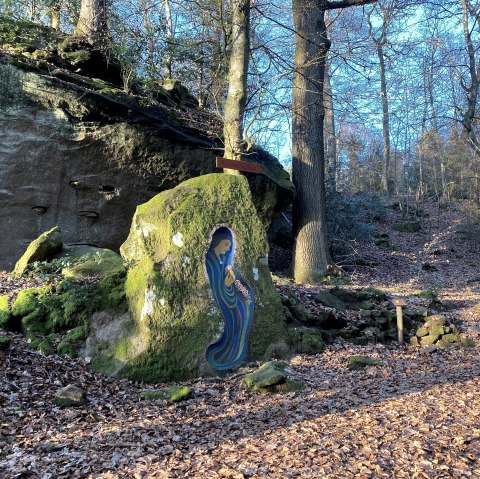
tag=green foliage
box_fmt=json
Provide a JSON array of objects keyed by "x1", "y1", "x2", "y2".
[{"x1": 414, "y1": 285, "x2": 441, "y2": 301}]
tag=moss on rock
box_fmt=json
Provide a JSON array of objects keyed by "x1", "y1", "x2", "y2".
[
  {"x1": 288, "y1": 327, "x2": 324, "y2": 355},
  {"x1": 0, "y1": 335, "x2": 11, "y2": 350},
  {"x1": 0, "y1": 295, "x2": 11, "y2": 328},
  {"x1": 347, "y1": 356, "x2": 383, "y2": 368},
  {"x1": 140, "y1": 386, "x2": 193, "y2": 403},
  {"x1": 60, "y1": 247, "x2": 124, "y2": 279},
  {"x1": 103, "y1": 174, "x2": 289, "y2": 383},
  {"x1": 12, "y1": 227, "x2": 63, "y2": 278}
]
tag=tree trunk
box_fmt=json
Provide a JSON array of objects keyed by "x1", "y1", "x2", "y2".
[
  {"x1": 223, "y1": 0, "x2": 250, "y2": 170},
  {"x1": 324, "y1": 63, "x2": 337, "y2": 194},
  {"x1": 164, "y1": 0, "x2": 173, "y2": 79},
  {"x1": 49, "y1": 1, "x2": 61, "y2": 30},
  {"x1": 76, "y1": 0, "x2": 107, "y2": 47},
  {"x1": 377, "y1": 43, "x2": 392, "y2": 193},
  {"x1": 292, "y1": 0, "x2": 332, "y2": 283},
  {"x1": 460, "y1": 0, "x2": 480, "y2": 151}
]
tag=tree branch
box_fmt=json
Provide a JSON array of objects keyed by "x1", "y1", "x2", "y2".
[{"x1": 325, "y1": 0, "x2": 378, "y2": 10}]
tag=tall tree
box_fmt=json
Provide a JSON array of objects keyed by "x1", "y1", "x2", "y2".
[
  {"x1": 459, "y1": 0, "x2": 480, "y2": 152},
  {"x1": 367, "y1": 1, "x2": 393, "y2": 193},
  {"x1": 223, "y1": 0, "x2": 251, "y2": 168},
  {"x1": 291, "y1": 0, "x2": 376, "y2": 284},
  {"x1": 76, "y1": 0, "x2": 107, "y2": 46}
]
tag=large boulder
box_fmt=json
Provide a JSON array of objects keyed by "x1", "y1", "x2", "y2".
[
  {"x1": 0, "y1": 16, "x2": 294, "y2": 270},
  {"x1": 91, "y1": 174, "x2": 290, "y2": 383}
]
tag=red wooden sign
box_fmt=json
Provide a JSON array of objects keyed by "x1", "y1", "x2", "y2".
[{"x1": 216, "y1": 157, "x2": 262, "y2": 174}]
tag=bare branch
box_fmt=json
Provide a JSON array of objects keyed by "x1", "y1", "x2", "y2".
[{"x1": 325, "y1": 0, "x2": 378, "y2": 10}]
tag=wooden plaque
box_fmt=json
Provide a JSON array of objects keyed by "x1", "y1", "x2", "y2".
[{"x1": 216, "y1": 157, "x2": 262, "y2": 174}]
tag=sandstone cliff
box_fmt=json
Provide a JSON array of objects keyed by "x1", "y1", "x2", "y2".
[{"x1": 0, "y1": 16, "x2": 294, "y2": 270}]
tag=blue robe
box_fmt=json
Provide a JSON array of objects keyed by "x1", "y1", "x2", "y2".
[{"x1": 205, "y1": 232, "x2": 254, "y2": 370}]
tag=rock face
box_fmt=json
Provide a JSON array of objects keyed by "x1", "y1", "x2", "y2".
[
  {"x1": 91, "y1": 174, "x2": 290, "y2": 383},
  {"x1": 0, "y1": 17, "x2": 294, "y2": 270}
]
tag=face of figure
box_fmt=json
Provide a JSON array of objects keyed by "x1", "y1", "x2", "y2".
[{"x1": 214, "y1": 238, "x2": 231, "y2": 258}]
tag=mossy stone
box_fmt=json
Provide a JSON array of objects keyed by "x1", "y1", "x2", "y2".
[
  {"x1": 410, "y1": 336, "x2": 420, "y2": 346},
  {"x1": 36, "y1": 338, "x2": 54, "y2": 355},
  {"x1": 57, "y1": 325, "x2": 88, "y2": 357},
  {"x1": 0, "y1": 335, "x2": 11, "y2": 349},
  {"x1": 140, "y1": 386, "x2": 193, "y2": 403},
  {"x1": 416, "y1": 327, "x2": 429, "y2": 337},
  {"x1": 54, "y1": 384, "x2": 87, "y2": 407},
  {"x1": 0, "y1": 295, "x2": 11, "y2": 328},
  {"x1": 288, "y1": 327, "x2": 324, "y2": 355},
  {"x1": 11, "y1": 286, "x2": 50, "y2": 317},
  {"x1": 421, "y1": 334, "x2": 439, "y2": 345},
  {"x1": 96, "y1": 174, "x2": 289, "y2": 383},
  {"x1": 60, "y1": 247, "x2": 124, "y2": 279},
  {"x1": 12, "y1": 226, "x2": 63, "y2": 277},
  {"x1": 314, "y1": 290, "x2": 347, "y2": 311},
  {"x1": 242, "y1": 361, "x2": 293, "y2": 393},
  {"x1": 347, "y1": 356, "x2": 382, "y2": 368},
  {"x1": 430, "y1": 326, "x2": 448, "y2": 337},
  {"x1": 425, "y1": 315, "x2": 447, "y2": 328}
]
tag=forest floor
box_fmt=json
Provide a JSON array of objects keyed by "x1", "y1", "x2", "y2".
[{"x1": 1, "y1": 197, "x2": 480, "y2": 479}]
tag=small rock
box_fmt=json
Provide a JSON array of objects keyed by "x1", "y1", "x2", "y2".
[
  {"x1": 54, "y1": 384, "x2": 87, "y2": 407},
  {"x1": 0, "y1": 335, "x2": 11, "y2": 350}
]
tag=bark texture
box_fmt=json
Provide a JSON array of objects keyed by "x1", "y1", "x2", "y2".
[
  {"x1": 292, "y1": 0, "x2": 332, "y2": 284},
  {"x1": 223, "y1": 0, "x2": 250, "y2": 169},
  {"x1": 75, "y1": 0, "x2": 107, "y2": 46}
]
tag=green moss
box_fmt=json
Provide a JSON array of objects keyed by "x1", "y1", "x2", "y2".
[
  {"x1": 348, "y1": 356, "x2": 382, "y2": 367},
  {"x1": 0, "y1": 335, "x2": 11, "y2": 350},
  {"x1": 36, "y1": 338, "x2": 54, "y2": 355},
  {"x1": 62, "y1": 250, "x2": 124, "y2": 279},
  {"x1": 12, "y1": 226, "x2": 63, "y2": 278},
  {"x1": 0, "y1": 295, "x2": 11, "y2": 328},
  {"x1": 117, "y1": 174, "x2": 288, "y2": 383},
  {"x1": 57, "y1": 325, "x2": 88, "y2": 357},
  {"x1": 288, "y1": 327, "x2": 324, "y2": 355},
  {"x1": 140, "y1": 386, "x2": 193, "y2": 402},
  {"x1": 11, "y1": 286, "x2": 50, "y2": 317},
  {"x1": 363, "y1": 287, "x2": 387, "y2": 301}
]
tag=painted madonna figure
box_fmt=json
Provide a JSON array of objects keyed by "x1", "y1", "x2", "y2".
[{"x1": 205, "y1": 227, "x2": 254, "y2": 370}]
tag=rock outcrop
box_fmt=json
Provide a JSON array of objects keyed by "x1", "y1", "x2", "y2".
[
  {"x1": 0, "y1": 16, "x2": 294, "y2": 270},
  {"x1": 87, "y1": 174, "x2": 291, "y2": 383}
]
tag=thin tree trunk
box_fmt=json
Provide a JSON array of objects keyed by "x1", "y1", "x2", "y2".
[
  {"x1": 460, "y1": 0, "x2": 480, "y2": 151},
  {"x1": 164, "y1": 0, "x2": 173, "y2": 79},
  {"x1": 377, "y1": 43, "x2": 392, "y2": 193},
  {"x1": 324, "y1": 63, "x2": 337, "y2": 194},
  {"x1": 223, "y1": 0, "x2": 250, "y2": 169}
]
